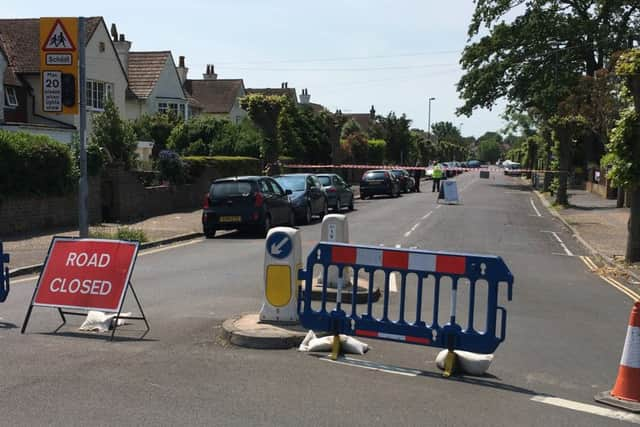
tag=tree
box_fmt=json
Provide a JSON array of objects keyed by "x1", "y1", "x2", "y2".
[
  {"x1": 133, "y1": 112, "x2": 182, "y2": 159},
  {"x1": 91, "y1": 98, "x2": 137, "y2": 169},
  {"x1": 240, "y1": 94, "x2": 287, "y2": 163},
  {"x1": 431, "y1": 121, "x2": 462, "y2": 144},
  {"x1": 477, "y1": 139, "x2": 501, "y2": 163},
  {"x1": 377, "y1": 112, "x2": 412, "y2": 163},
  {"x1": 458, "y1": 1, "x2": 640, "y2": 119},
  {"x1": 606, "y1": 49, "x2": 640, "y2": 262},
  {"x1": 550, "y1": 114, "x2": 588, "y2": 205}
]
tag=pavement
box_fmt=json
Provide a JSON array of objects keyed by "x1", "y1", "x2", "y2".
[
  {"x1": 535, "y1": 186, "x2": 640, "y2": 280},
  {"x1": 2, "y1": 172, "x2": 640, "y2": 426}
]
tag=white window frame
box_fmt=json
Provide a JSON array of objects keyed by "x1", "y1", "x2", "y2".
[
  {"x1": 4, "y1": 87, "x2": 18, "y2": 107},
  {"x1": 86, "y1": 80, "x2": 113, "y2": 111}
]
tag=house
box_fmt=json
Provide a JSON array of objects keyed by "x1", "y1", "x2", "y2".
[
  {"x1": 246, "y1": 82, "x2": 298, "y2": 104},
  {"x1": 344, "y1": 105, "x2": 377, "y2": 134},
  {"x1": 0, "y1": 17, "x2": 128, "y2": 142},
  {"x1": 108, "y1": 26, "x2": 187, "y2": 121},
  {"x1": 182, "y1": 62, "x2": 247, "y2": 123}
]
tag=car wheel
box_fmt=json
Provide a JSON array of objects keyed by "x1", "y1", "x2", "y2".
[
  {"x1": 288, "y1": 209, "x2": 296, "y2": 227},
  {"x1": 360, "y1": 193, "x2": 367, "y2": 200},
  {"x1": 334, "y1": 199, "x2": 342, "y2": 212},
  {"x1": 204, "y1": 226, "x2": 216, "y2": 238},
  {"x1": 304, "y1": 204, "x2": 312, "y2": 224},
  {"x1": 348, "y1": 196, "x2": 354, "y2": 211},
  {"x1": 320, "y1": 200, "x2": 328, "y2": 219}
]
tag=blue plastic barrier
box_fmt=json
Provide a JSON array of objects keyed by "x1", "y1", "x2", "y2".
[
  {"x1": 0, "y1": 242, "x2": 9, "y2": 302},
  {"x1": 298, "y1": 242, "x2": 514, "y2": 354}
]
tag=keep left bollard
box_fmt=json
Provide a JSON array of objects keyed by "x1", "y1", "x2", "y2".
[
  {"x1": 260, "y1": 227, "x2": 301, "y2": 323},
  {"x1": 0, "y1": 241, "x2": 10, "y2": 302}
]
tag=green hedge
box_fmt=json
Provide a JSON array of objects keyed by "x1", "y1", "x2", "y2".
[
  {"x1": 368, "y1": 139, "x2": 386, "y2": 165},
  {"x1": 0, "y1": 130, "x2": 75, "y2": 196},
  {"x1": 183, "y1": 156, "x2": 261, "y2": 181}
]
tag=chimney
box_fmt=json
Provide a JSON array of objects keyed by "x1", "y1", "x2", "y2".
[
  {"x1": 369, "y1": 105, "x2": 376, "y2": 120},
  {"x1": 281, "y1": 82, "x2": 285, "y2": 88},
  {"x1": 299, "y1": 88, "x2": 310, "y2": 104},
  {"x1": 177, "y1": 55, "x2": 188, "y2": 84},
  {"x1": 203, "y1": 64, "x2": 217, "y2": 80},
  {"x1": 113, "y1": 32, "x2": 132, "y2": 73}
]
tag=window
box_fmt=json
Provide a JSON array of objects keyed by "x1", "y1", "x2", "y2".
[
  {"x1": 158, "y1": 102, "x2": 168, "y2": 113},
  {"x1": 86, "y1": 80, "x2": 112, "y2": 110},
  {"x1": 158, "y1": 102, "x2": 184, "y2": 116},
  {"x1": 4, "y1": 87, "x2": 18, "y2": 107}
]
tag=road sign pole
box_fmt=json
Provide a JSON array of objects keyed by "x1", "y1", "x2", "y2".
[{"x1": 78, "y1": 17, "x2": 88, "y2": 238}]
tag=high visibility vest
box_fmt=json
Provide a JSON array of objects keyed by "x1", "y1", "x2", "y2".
[{"x1": 432, "y1": 165, "x2": 444, "y2": 179}]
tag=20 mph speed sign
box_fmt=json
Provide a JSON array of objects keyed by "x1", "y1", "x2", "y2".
[{"x1": 42, "y1": 70, "x2": 62, "y2": 112}]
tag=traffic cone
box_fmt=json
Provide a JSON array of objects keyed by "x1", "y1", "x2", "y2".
[{"x1": 595, "y1": 301, "x2": 640, "y2": 412}]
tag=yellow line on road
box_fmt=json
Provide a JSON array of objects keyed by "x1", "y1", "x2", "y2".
[
  {"x1": 138, "y1": 238, "x2": 203, "y2": 257},
  {"x1": 601, "y1": 275, "x2": 640, "y2": 301},
  {"x1": 579, "y1": 256, "x2": 597, "y2": 271}
]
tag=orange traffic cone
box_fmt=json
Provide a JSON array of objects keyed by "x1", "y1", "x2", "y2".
[{"x1": 595, "y1": 301, "x2": 640, "y2": 412}]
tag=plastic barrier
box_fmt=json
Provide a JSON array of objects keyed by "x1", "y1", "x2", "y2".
[
  {"x1": 298, "y1": 242, "x2": 514, "y2": 354},
  {"x1": 0, "y1": 242, "x2": 9, "y2": 302}
]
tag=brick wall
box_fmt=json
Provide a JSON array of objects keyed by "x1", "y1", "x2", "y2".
[{"x1": 0, "y1": 177, "x2": 102, "y2": 235}]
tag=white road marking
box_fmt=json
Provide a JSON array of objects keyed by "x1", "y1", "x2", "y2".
[
  {"x1": 541, "y1": 231, "x2": 574, "y2": 256},
  {"x1": 421, "y1": 211, "x2": 433, "y2": 220},
  {"x1": 10, "y1": 275, "x2": 39, "y2": 284},
  {"x1": 530, "y1": 198, "x2": 542, "y2": 217},
  {"x1": 436, "y1": 205, "x2": 442, "y2": 209},
  {"x1": 404, "y1": 223, "x2": 421, "y2": 238},
  {"x1": 320, "y1": 356, "x2": 422, "y2": 377},
  {"x1": 530, "y1": 395, "x2": 640, "y2": 424}
]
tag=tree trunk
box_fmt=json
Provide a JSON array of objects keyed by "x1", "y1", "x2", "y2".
[
  {"x1": 617, "y1": 186, "x2": 625, "y2": 208},
  {"x1": 555, "y1": 135, "x2": 570, "y2": 205},
  {"x1": 626, "y1": 187, "x2": 640, "y2": 262}
]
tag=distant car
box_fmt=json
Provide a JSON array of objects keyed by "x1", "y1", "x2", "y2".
[
  {"x1": 441, "y1": 162, "x2": 456, "y2": 178},
  {"x1": 390, "y1": 169, "x2": 415, "y2": 193},
  {"x1": 202, "y1": 176, "x2": 294, "y2": 238},
  {"x1": 274, "y1": 174, "x2": 328, "y2": 224},
  {"x1": 467, "y1": 160, "x2": 481, "y2": 168},
  {"x1": 504, "y1": 162, "x2": 522, "y2": 176},
  {"x1": 360, "y1": 169, "x2": 400, "y2": 199},
  {"x1": 317, "y1": 173, "x2": 355, "y2": 212}
]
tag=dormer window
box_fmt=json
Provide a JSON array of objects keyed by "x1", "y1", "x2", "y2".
[{"x1": 4, "y1": 87, "x2": 18, "y2": 107}]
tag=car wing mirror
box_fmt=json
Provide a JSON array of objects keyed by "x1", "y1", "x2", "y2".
[{"x1": 285, "y1": 189, "x2": 292, "y2": 195}]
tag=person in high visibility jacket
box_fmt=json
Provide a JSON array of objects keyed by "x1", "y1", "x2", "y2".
[{"x1": 432, "y1": 163, "x2": 444, "y2": 193}]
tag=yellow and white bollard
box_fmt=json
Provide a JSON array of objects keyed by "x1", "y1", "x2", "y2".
[
  {"x1": 260, "y1": 227, "x2": 301, "y2": 323},
  {"x1": 318, "y1": 214, "x2": 352, "y2": 288}
]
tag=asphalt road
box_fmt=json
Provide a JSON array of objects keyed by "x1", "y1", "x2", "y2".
[{"x1": 1, "y1": 172, "x2": 637, "y2": 426}]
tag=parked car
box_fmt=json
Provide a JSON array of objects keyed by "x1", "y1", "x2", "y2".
[
  {"x1": 390, "y1": 169, "x2": 415, "y2": 193},
  {"x1": 316, "y1": 173, "x2": 355, "y2": 212},
  {"x1": 467, "y1": 160, "x2": 481, "y2": 168},
  {"x1": 503, "y1": 161, "x2": 522, "y2": 176},
  {"x1": 202, "y1": 176, "x2": 294, "y2": 238},
  {"x1": 360, "y1": 169, "x2": 400, "y2": 199},
  {"x1": 274, "y1": 174, "x2": 328, "y2": 224}
]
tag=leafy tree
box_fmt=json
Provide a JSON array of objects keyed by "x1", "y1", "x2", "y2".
[
  {"x1": 341, "y1": 119, "x2": 363, "y2": 139},
  {"x1": 550, "y1": 114, "x2": 588, "y2": 205},
  {"x1": 91, "y1": 98, "x2": 137, "y2": 169},
  {"x1": 431, "y1": 121, "x2": 462, "y2": 144},
  {"x1": 240, "y1": 94, "x2": 287, "y2": 163},
  {"x1": 132, "y1": 112, "x2": 182, "y2": 159},
  {"x1": 458, "y1": 1, "x2": 640, "y2": 119},
  {"x1": 376, "y1": 112, "x2": 412, "y2": 163},
  {"x1": 278, "y1": 99, "x2": 303, "y2": 159},
  {"x1": 606, "y1": 49, "x2": 640, "y2": 261},
  {"x1": 367, "y1": 139, "x2": 386, "y2": 164},
  {"x1": 478, "y1": 139, "x2": 501, "y2": 163}
]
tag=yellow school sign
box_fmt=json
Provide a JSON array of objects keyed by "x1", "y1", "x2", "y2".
[{"x1": 39, "y1": 18, "x2": 78, "y2": 114}]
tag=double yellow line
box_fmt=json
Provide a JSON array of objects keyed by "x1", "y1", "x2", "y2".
[{"x1": 580, "y1": 255, "x2": 640, "y2": 301}]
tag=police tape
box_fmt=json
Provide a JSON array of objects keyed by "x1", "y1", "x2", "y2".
[{"x1": 284, "y1": 164, "x2": 567, "y2": 173}]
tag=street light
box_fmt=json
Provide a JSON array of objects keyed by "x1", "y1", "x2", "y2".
[{"x1": 427, "y1": 97, "x2": 435, "y2": 141}]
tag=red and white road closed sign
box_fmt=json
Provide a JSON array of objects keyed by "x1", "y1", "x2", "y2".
[{"x1": 33, "y1": 238, "x2": 138, "y2": 312}]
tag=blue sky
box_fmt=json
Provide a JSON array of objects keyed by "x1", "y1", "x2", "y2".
[{"x1": 5, "y1": 0, "x2": 506, "y2": 137}]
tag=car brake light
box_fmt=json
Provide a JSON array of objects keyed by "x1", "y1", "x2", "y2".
[
  {"x1": 254, "y1": 192, "x2": 264, "y2": 207},
  {"x1": 203, "y1": 193, "x2": 210, "y2": 209},
  {"x1": 327, "y1": 187, "x2": 337, "y2": 193},
  {"x1": 384, "y1": 171, "x2": 390, "y2": 178}
]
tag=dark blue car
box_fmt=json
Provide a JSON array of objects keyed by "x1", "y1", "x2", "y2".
[{"x1": 274, "y1": 174, "x2": 329, "y2": 224}]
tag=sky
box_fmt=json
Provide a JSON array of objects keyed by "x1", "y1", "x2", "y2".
[{"x1": 4, "y1": 0, "x2": 507, "y2": 137}]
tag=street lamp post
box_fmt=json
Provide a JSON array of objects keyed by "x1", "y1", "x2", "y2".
[{"x1": 427, "y1": 97, "x2": 435, "y2": 141}]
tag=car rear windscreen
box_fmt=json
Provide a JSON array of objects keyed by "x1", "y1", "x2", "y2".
[
  {"x1": 365, "y1": 172, "x2": 386, "y2": 179},
  {"x1": 275, "y1": 176, "x2": 306, "y2": 191},
  {"x1": 211, "y1": 181, "x2": 254, "y2": 198},
  {"x1": 318, "y1": 176, "x2": 331, "y2": 186}
]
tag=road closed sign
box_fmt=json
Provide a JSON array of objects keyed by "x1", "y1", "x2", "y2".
[{"x1": 33, "y1": 238, "x2": 138, "y2": 312}]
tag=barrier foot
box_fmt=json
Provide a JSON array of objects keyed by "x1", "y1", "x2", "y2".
[
  {"x1": 330, "y1": 334, "x2": 341, "y2": 361},
  {"x1": 443, "y1": 350, "x2": 457, "y2": 378}
]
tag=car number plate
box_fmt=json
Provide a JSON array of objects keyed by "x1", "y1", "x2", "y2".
[{"x1": 219, "y1": 216, "x2": 241, "y2": 223}]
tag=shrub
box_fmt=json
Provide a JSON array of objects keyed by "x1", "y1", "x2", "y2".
[
  {"x1": 0, "y1": 130, "x2": 75, "y2": 196},
  {"x1": 182, "y1": 156, "x2": 260, "y2": 182},
  {"x1": 367, "y1": 139, "x2": 386, "y2": 165},
  {"x1": 157, "y1": 150, "x2": 184, "y2": 184},
  {"x1": 90, "y1": 227, "x2": 148, "y2": 243}
]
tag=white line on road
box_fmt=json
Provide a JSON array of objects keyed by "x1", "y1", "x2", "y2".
[
  {"x1": 530, "y1": 395, "x2": 640, "y2": 424},
  {"x1": 541, "y1": 231, "x2": 574, "y2": 256},
  {"x1": 11, "y1": 275, "x2": 39, "y2": 284},
  {"x1": 320, "y1": 356, "x2": 422, "y2": 377},
  {"x1": 421, "y1": 211, "x2": 433, "y2": 220},
  {"x1": 530, "y1": 198, "x2": 542, "y2": 217},
  {"x1": 404, "y1": 223, "x2": 421, "y2": 238}
]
